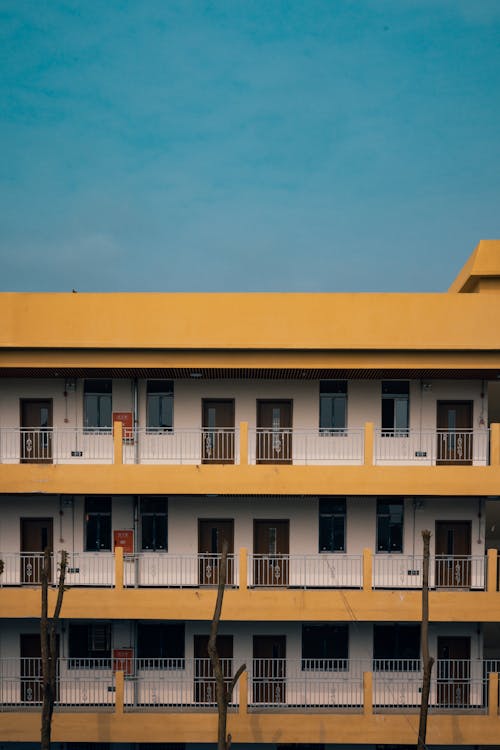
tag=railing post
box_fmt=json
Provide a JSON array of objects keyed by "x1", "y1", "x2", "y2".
[
  {"x1": 113, "y1": 420, "x2": 123, "y2": 465},
  {"x1": 115, "y1": 669, "x2": 124, "y2": 714},
  {"x1": 115, "y1": 545, "x2": 124, "y2": 590},
  {"x1": 363, "y1": 671, "x2": 373, "y2": 715},
  {"x1": 488, "y1": 672, "x2": 499, "y2": 717},
  {"x1": 487, "y1": 548, "x2": 498, "y2": 592},
  {"x1": 239, "y1": 669, "x2": 248, "y2": 714},
  {"x1": 364, "y1": 422, "x2": 374, "y2": 466},
  {"x1": 239, "y1": 421, "x2": 248, "y2": 466},
  {"x1": 240, "y1": 547, "x2": 248, "y2": 590},
  {"x1": 363, "y1": 548, "x2": 373, "y2": 591},
  {"x1": 490, "y1": 423, "x2": 500, "y2": 466}
]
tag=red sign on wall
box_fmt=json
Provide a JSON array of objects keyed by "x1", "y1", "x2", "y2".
[
  {"x1": 113, "y1": 648, "x2": 133, "y2": 675},
  {"x1": 114, "y1": 529, "x2": 134, "y2": 554},
  {"x1": 113, "y1": 411, "x2": 133, "y2": 442}
]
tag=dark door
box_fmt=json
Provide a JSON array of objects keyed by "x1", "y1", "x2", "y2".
[
  {"x1": 437, "y1": 401, "x2": 473, "y2": 465},
  {"x1": 256, "y1": 400, "x2": 292, "y2": 463},
  {"x1": 437, "y1": 636, "x2": 470, "y2": 707},
  {"x1": 202, "y1": 400, "x2": 235, "y2": 464},
  {"x1": 20, "y1": 399, "x2": 53, "y2": 463},
  {"x1": 21, "y1": 518, "x2": 53, "y2": 584},
  {"x1": 198, "y1": 519, "x2": 234, "y2": 585},
  {"x1": 435, "y1": 521, "x2": 471, "y2": 588},
  {"x1": 194, "y1": 635, "x2": 233, "y2": 704},
  {"x1": 20, "y1": 634, "x2": 59, "y2": 704},
  {"x1": 253, "y1": 520, "x2": 289, "y2": 586},
  {"x1": 253, "y1": 635, "x2": 286, "y2": 704}
]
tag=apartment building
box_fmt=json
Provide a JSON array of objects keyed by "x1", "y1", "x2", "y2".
[{"x1": 1, "y1": 240, "x2": 500, "y2": 750}]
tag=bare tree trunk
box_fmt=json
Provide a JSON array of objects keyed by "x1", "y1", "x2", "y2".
[
  {"x1": 417, "y1": 529, "x2": 434, "y2": 750},
  {"x1": 40, "y1": 549, "x2": 67, "y2": 750},
  {"x1": 207, "y1": 540, "x2": 246, "y2": 750}
]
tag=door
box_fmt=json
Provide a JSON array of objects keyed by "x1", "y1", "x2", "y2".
[
  {"x1": 20, "y1": 399, "x2": 53, "y2": 463},
  {"x1": 435, "y1": 521, "x2": 471, "y2": 588},
  {"x1": 437, "y1": 401, "x2": 473, "y2": 465},
  {"x1": 253, "y1": 635, "x2": 286, "y2": 704},
  {"x1": 253, "y1": 520, "x2": 289, "y2": 586},
  {"x1": 20, "y1": 634, "x2": 59, "y2": 704},
  {"x1": 437, "y1": 636, "x2": 470, "y2": 707},
  {"x1": 193, "y1": 635, "x2": 233, "y2": 704},
  {"x1": 202, "y1": 400, "x2": 235, "y2": 464},
  {"x1": 198, "y1": 519, "x2": 234, "y2": 585},
  {"x1": 21, "y1": 518, "x2": 53, "y2": 584},
  {"x1": 256, "y1": 400, "x2": 292, "y2": 463}
]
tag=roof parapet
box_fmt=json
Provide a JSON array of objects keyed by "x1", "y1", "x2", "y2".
[{"x1": 449, "y1": 240, "x2": 500, "y2": 293}]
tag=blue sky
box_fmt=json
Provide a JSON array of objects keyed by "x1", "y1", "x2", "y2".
[{"x1": 1, "y1": 0, "x2": 499, "y2": 291}]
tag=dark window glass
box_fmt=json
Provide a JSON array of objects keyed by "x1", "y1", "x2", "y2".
[
  {"x1": 147, "y1": 380, "x2": 174, "y2": 431},
  {"x1": 68, "y1": 622, "x2": 111, "y2": 666},
  {"x1": 302, "y1": 624, "x2": 348, "y2": 670},
  {"x1": 84, "y1": 379, "x2": 112, "y2": 430},
  {"x1": 381, "y1": 381, "x2": 409, "y2": 435},
  {"x1": 85, "y1": 497, "x2": 111, "y2": 551},
  {"x1": 137, "y1": 623, "x2": 185, "y2": 667},
  {"x1": 141, "y1": 497, "x2": 168, "y2": 551},
  {"x1": 373, "y1": 624, "x2": 420, "y2": 670},
  {"x1": 320, "y1": 381, "x2": 347, "y2": 432},
  {"x1": 377, "y1": 499, "x2": 404, "y2": 552},
  {"x1": 319, "y1": 498, "x2": 346, "y2": 552}
]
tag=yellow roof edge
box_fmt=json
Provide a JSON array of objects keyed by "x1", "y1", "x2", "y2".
[{"x1": 449, "y1": 240, "x2": 500, "y2": 293}]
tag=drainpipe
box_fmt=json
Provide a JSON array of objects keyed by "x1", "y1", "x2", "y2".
[{"x1": 133, "y1": 378, "x2": 139, "y2": 464}]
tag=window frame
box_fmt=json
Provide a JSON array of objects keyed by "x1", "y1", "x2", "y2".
[
  {"x1": 85, "y1": 496, "x2": 112, "y2": 552},
  {"x1": 373, "y1": 623, "x2": 421, "y2": 671},
  {"x1": 146, "y1": 380, "x2": 174, "y2": 433},
  {"x1": 381, "y1": 381, "x2": 409, "y2": 437},
  {"x1": 376, "y1": 498, "x2": 404, "y2": 553},
  {"x1": 319, "y1": 380, "x2": 347, "y2": 434},
  {"x1": 83, "y1": 379, "x2": 112, "y2": 433},
  {"x1": 141, "y1": 497, "x2": 168, "y2": 551},
  {"x1": 68, "y1": 622, "x2": 112, "y2": 668},
  {"x1": 301, "y1": 623, "x2": 349, "y2": 671},
  {"x1": 137, "y1": 622, "x2": 185, "y2": 669},
  {"x1": 318, "y1": 497, "x2": 346, "y2": 553}
]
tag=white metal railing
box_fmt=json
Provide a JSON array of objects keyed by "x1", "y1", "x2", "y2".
[
  {"x1": 374, "y1": 428, "x2": 490, "y2": 465},
  {"x1": 0, "y1": 658, "x2": 115, "y2": 709},
  {"x1": 248, "y1": 554, "x2": 362, "y2": 588},
  {"x1": 0, "y1": 552, "x2": 115, "y2": 587},
  {"x1": 0, "y1": 427, "x2": 113, "y2": 464},
  {"x1": 372, "y1": 555, "x2": 487, "y2": 590},
  {"x1": 122, "y1": 428, "x2": 239, "y2": 465},
  {"x1": 123, "y1": 658, "x2": 238, "y2": 709},
  {"x1": 123, "y1": 553, "x2": 238, "y2": 587},
  {"x1": 250, "y1": 658, "x2": 364, "y2": 708},
  {"x1": 249, "y1": 428, "x2": 363, "y2": 465}
]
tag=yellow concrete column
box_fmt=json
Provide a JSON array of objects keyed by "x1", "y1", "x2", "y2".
[
  {"x1": 487, "y1": 548, "x2": 498, "y2": 593},
  {"x1": 490, "y1": 423, "x2": 500, "y2": 466},
  {"x1": 114, "y1": 545, "x2": 124, "y2": 590},
  {"x1": 113, "y1": 420, "x2": 123, "y2": 465},
  {"x1": 363, "y1": 671, "x2": 373, "y2": 715},
  {"x1": 488, "y1": 672, "x2": 499, "y2": 717},
  {"x1": 363, "y1": 548, "x2": 373, "y2": 591},
  {"x1": 115, "y1": 670, "x2": 124, "y2": 714},
  {"x1": 239, "y1": 547, "x2": 248, "y2": 590},
  {"x1": 239, "y1": 421, "x2": 248, "y2": 466},
  {"x1": 238, "y1": 670, "x2": 248, "y2": 714},
  {"x1": 364, "y1": 422, "x2": 374, "y2": 466}
]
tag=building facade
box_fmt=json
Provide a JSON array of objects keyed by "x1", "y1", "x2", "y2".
[{"x1": 1, "y1": 240, "x2": 500, "y2": 750}]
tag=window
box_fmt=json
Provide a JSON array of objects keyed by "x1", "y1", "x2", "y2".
[
  {"x1": 319, "y1": 498, "x2": 346, "y2": 552},
  {"x1": 137, "y1": 623, "x2": 185, "y2": 668},
  {"x1": 141, "y1": 497, "x2": 168, "y2": 551},
  {"x1": 147, "y1": 380, "x2": 174, "y2": 431},
  {"x1": 84, "y1": 379, "x2": 112, "y2": 431},
  {"x1": 377, "y1": 499, "x2": 404, "y2": 552},
  {"x1": 85, "y1": 497, "x2": 111, "y2": 551},
  {"x1": 373, "y1": 624, "x2": 420, "y2": 670},
  {"x1": 382, "y1": 381, "x2": 409, "y2": 435},
  {"x1": 302, "y1": 624, "x2": 348, "y2": 670},
  {"x1": 69, "y1": 622, "x2": 111, "y2": 666},
  {"x1": 319, "y1": 381, "x2": 347, "y2": 432}
]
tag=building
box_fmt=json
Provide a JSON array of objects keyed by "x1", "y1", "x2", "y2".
[{"x1": 1, "y1": 240, "x2": 500, "y2": 750}]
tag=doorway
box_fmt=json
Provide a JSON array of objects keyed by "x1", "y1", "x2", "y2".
[
  {"x1": 253, "y1": 635, "x2": 286, "y2": 704},
  {"x1": 435, "y1": 521, "x2": 471, "y2": 588},
  {"x1": 193, "y1": 635, "x2": 233, "y2": 704},
  {"x1": 253, "y1": 520, "x2": 289, "y2": 586},
  {"x1": 256, "y1": 400, "x2": 293, "y2": 464},
  {"x1": 20, "y1": 399, "x2": 53, "y2": 463},
  {"x1": 20, "y1": 634, "x2": 59, "y2": 704},
  {"x1": 437, "y1": 636, "x2": 470, "y2": 707},
  {"x1": 198, "y1": 519, "x2": 234, "y2": 585},
  {"x1": 202, "y1": 399, "x2": 235, "y2": 464},
  {"x1": 20, "y1": 518, "x2": 53, "y2": 584},
  {"x1": 436, "y1": 401, "x2": 473, "y2": 465}
]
